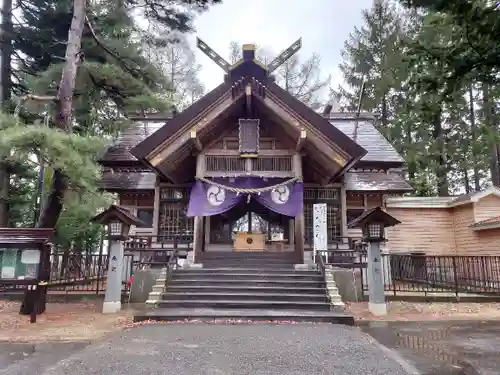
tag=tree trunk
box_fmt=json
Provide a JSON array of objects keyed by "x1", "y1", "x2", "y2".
[
  {"x1": 462, "y1": 168, "x2": 470, "y2": 194},
  {"x1": 20, "y1": 0, "x2": 87, "y2": 316},
  {"x1": 469, "y1": 84, "x2": 481, "y2": 191},
  {"x1": 0, "y1": 0, "x2": 13, "y2": 226},
  {"x1": 482, "y1": 83, "x2": 500, "y2": 186},
  {"x1": 432, "y1": 107, "x2": 449, "y2": 196}
]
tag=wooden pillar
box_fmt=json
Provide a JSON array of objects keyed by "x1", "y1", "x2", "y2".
[
  {"x1": 293, "y1": 153, "x2": 304, "y2": 263},
  {"x1": 204, "y1": 216, "x2": 211, "y2": 245},
  {"x1": 193, "y1": 153, "x2": 205, "y2": 263},
  {"x1": 153, "y1": 177, "x2": 161, "y2": 238},
  {"x1": 340, "y1": 183, "x2": 348, "y2": 243}
]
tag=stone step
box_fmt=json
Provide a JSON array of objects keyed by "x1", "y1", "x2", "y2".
[
  {"x1": 161, "y1": 292, "x2": 329, "y2": 302},
  {"x1": 171, "y1": 272, "x2": 323, "y2": 281},
  {"x1": 157, "y1": 299, "x2": 332, "y2": 311},
  {"x1": 201, "y1": 263, "x2": 296, "y2": 269},
  {"x1": 202, "y1": 251, "x2": 295, "y2": 257},
  {"x1": 134, "y1": 308, "x2": 354, "y2": 325},
  {"x1": 175, "y1": 267, "x2": 321, "y2": 276},
  {"x1": 164, "y1": 285, "x2": 327, "y2": 294},
  {"x1": 166, "y1": 279, "x2": 325, "y2": 288}
]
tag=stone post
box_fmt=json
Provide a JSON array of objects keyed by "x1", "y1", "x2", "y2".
[
  {"x1": 102, "y1": 240, "x2": 124, "y2": 314},
  {"x1": 367, "y1": 241, "x2": 386, "y2": 316}
]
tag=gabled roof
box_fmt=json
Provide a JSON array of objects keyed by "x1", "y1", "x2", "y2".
[
  {"x1": 128, "y1": 52, "x2": 367, "y2": 169},
  {"x1": 91, "y1": 204, "x2": 147, "y2": 227},
  {"x1": 265, "y1": 83, "x2": 366, "y2": 159},
  {"x1": 451, "y1": 185, "x2": 500, "y2": 206},
  {"x1": 131, "y1": 82, "x2": 231, "y2": 160},
  {"x1": 347, "y1": 206, "x2": 401, "y2": 229}
]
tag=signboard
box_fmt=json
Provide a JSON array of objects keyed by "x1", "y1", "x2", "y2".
[
  {"x1": 0, "y1": 248, "x2": 41, "y2": 279},
  {"x1": 313, "y1": 203, "x2": 328, "y2": 256}
]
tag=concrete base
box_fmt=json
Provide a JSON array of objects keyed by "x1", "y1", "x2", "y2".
[
  {"x1": 129, "y1": 269, "x2": 162, "y2": 303},
  {"x1": 102, "y1": 301, "x2": 121, "y2": 314},
  {"x1": 368, "y1": 302, "x2": 387, "y2": 316},
  {"x1": 332, "y1": 267, "x2": 363, "y2": 302}
]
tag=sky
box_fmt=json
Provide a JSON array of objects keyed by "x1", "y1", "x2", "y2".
[{"x1": 187, "y1": 0, "x2": 373, "y2": 93}]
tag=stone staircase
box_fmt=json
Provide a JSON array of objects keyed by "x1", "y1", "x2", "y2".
[{"x1": 135, "y1": 251, "x2": 352, "y2": 324}]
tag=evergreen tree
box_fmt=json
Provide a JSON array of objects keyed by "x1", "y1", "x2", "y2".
[{"x1": 1, "y1": 0, "x2": 220, "y2": 245}]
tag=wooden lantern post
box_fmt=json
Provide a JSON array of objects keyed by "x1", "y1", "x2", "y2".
[
  {"x1": 91, "y1": 205, "x2": 146, "y2": 313},
  {"x1": 348, "y1": 207, "x2": 401, "y2": 316}
]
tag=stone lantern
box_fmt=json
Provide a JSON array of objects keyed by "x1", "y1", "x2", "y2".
[
  {"x1": 91, "y1": 205, "x2": 146, "y2": 313},
  {"x1": 348, "y1": 207, "x2": 401, "y2": 316}
]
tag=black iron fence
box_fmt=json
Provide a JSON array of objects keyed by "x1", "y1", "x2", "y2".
[
  {"x1": 320, "y1": 250, "x2": 500, "y2": 297},
  {"x1": 0, "y1": 233, "x2": 193, "y2": 296}
]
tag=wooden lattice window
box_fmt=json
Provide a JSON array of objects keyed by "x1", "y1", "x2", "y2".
[
  {"x1": 206, "y1": 156, "x2": 246, "y2": 172},
  {"x1": 251, "y1": 156, "x2": 293, "y2": 172}
]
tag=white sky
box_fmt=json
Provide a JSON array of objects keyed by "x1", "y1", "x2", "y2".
[{"x1": 187, "y1": 0, "x2": 373, "y2": 93}]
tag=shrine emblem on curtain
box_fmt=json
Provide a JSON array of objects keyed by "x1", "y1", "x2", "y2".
[{"x1": 187, "y1": 177, "x2": 303, "y2": 217}]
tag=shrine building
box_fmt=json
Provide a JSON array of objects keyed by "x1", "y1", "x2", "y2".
[{"x1": 98, "y1": 41, "x2": 412, "y2": 265}]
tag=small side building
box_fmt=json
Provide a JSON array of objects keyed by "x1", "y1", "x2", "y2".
[{"x1": 385, "y1": 186, "x2": 500, "y2": 256}]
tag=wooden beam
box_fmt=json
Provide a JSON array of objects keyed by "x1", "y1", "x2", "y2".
[
  {"x1": 190, "y1": 130, "x2": 203, "y2": 151},
  {"x1": 196, "y1": 37, "x2": 230, "y2": 73},
  {"x1": 259, "y1": 95, "x2": 349, "y2": 166},
  {"x1": 149, "y1": 94, "x2": 236, "y2": 167},
  {"x1": 267, "y1": 38, "x2": 302, "y2": 74},
  {"x1": 295, "y1": 128, "x2": 306, "y2": 151}
]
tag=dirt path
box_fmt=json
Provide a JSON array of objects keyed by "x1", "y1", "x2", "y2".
[
  {"x1": 346, "y1": 301, "x2": 500, "y2": 321},
  {"x1": 0, "y1": 300, "x2": 136, "y2": 343}
]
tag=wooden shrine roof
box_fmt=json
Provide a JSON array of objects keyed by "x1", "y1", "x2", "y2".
[
  {"x1": 99, "y1": 120, "x2": 166, "y2": 165},
  {"x1": 329, "y1": 116, "x2": 405, "y2": 166},
  {"x1": 99, "y1": 114, "x2": 404, "y2": 168},
  {"x1": 343, "y1": 171, "x2": 412, "y2": 193},
  {"x1": 99, "y1": 168, "x2": 156, "y2": 191}
]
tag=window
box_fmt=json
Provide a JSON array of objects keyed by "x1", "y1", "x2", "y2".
[{"x1": 137, "y1": 208, "x2": 154, "y2": 227}]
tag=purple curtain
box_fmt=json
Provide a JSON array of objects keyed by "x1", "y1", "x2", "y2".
[
  {"x1": 254, "y1": 182, "x2": 303, "y2": 217},
  {"x1": 186, "y1": 180, "x2": 242, "y2": 217},
  {"x1": 186, "y1": 177, "x2": 304, "y2": 218}
]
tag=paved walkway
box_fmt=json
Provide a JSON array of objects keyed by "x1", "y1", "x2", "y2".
[{"x1": 1, "y1": 324, "x2": 415, "y2": 375}]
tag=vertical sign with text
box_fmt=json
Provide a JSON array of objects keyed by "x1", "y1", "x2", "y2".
[{"x1": 313, "y1": 203, "x2": 327, "y2": 261}]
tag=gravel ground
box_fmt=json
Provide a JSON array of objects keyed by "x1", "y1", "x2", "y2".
[
  {"x1": 5, "y1": 324, "x2": 417, "y2": 375},
  {"x1": 346, "y1": 301, "x2": 500, "y2": 321},
  {"x1": 0, "y1": 342, "x2": 92, "y2": 375}
]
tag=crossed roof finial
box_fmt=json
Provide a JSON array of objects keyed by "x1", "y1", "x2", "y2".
[{"x1": 196, "y1": 37, "x2": 302, "y2": 74}]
